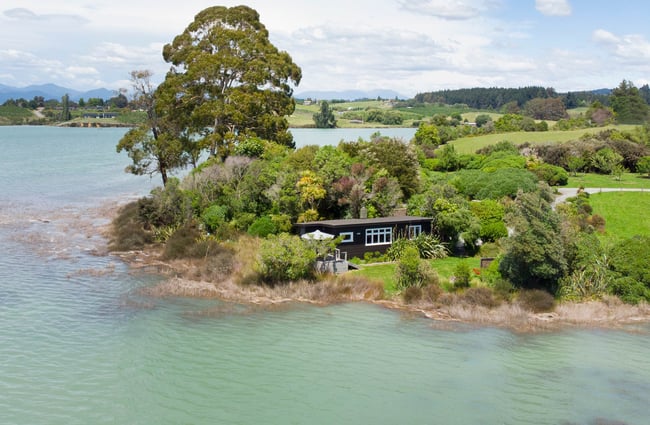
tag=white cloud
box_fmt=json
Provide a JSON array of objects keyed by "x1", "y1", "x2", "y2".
[
  {"x1": 0, "y1": 0, "x2": 647, "y2": 94},
  {"x1": 535, "y1": 0, "x2": 572, "y2": 17},
  {"x1": 65, "y1": 66, "x2": 100, "y2": 77},
  {"x1": 3, "y1": 7, "x2": 89, "y2": 25},
  {"x1": 81, "y1": 42, "x2": 164, "y2": 71},
  {"x1": 593, "y1": 29, "x2": 650, "y2": 63},
  {"x1": 397, "y1": 0, "x2": 499, "y2": 20}
]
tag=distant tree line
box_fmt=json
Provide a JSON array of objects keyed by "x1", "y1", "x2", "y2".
[
  {"x1": 413, "y1": 86, "x2": 559, "y2": 110},
  {"x1": 410, "y1": 85, "x2": 650, "y2": 113},
  {"x1": 2, "y1": 94, "x2": 128, "y2": 110}
]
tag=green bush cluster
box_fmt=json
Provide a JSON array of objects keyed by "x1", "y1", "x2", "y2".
[
  {"x1": 395, "y1": 245, "x2": 438, "y2": 290},
  {"x1": 607, "y1": 236, "x2": 650, "y2": 303},
  {"x1": 256, "y1": 233, "x2": 317, "y2": 284}
]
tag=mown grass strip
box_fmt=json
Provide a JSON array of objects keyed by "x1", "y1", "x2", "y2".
[
  {"x1": 589, "y1": 192, "x2": 650, "y2": 243},
  {"x1": 566, "y1": 173, "x2": 650, "y2": 189},
  {"x1": 350, "y1": 256, "x2": 482, "y2": 293}
]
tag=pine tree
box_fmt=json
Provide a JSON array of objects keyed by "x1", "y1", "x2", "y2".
[
  {"x1": 313, "y1": 101, "x2": 337, "y2": 128},
  {"x1": 61, "y1": 94, "x2": 71, "y2": 121}
]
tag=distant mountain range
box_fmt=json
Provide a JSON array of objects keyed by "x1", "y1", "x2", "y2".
[
  {"x1": 0, "y1": 83, "x2": 614, "y2": 105},
  {"x1": 0, "y1": 84, "x2": 115, "y2": 103},
  {"x1": 0, "y1": 84, "x2": 405, "y2": 104},
  {"x1": 295, "y1": 89, "x2": 408, "y2": 101}
]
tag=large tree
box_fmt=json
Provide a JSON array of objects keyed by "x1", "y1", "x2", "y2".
[
  {"x1": 160, "y1": 5, "x2": 302, "y2": 160},
  {"x1": 313, "y1": 101, "x2": 337, "y2": 128},
  {"x1": 499, "y1": 186, "x2": 567, "y2": 292},
  {"x1": 610, "y1": 80, "x2": 649, "y2": 124}
]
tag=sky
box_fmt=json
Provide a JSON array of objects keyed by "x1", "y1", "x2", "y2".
[{"x1": 1, "y1": 0, "x2": 650, "y2": 97}]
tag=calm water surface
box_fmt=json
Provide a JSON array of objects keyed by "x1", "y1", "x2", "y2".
[{"x1": 0, "y1": 126, "x2": 649, "y2": 425}]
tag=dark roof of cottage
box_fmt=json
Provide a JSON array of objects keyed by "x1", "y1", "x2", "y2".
[{"x1": 296, "y1": 216, "x2": 432, "y2": 227}]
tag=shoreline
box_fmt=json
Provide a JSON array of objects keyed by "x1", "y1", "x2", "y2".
[{"x1": 114, "y1": 247, "x2": 650, "y2": 333}]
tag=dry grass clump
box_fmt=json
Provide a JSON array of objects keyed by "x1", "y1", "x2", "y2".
[
  {"x1": 422, "y1": 284, "x2": 443, "y2": 303},
  {"x1": 402, "y1": 286, "x2": 423, "y2": 304},
  {"x1": 442, "y1": 303, "x2": 530, "y2": 327},
  {"x1": 228, "y1": 234, "x2": 262, "y2": 285},
  {"x1": 460, "y1": 287, "x2": 501, "y2": 308},
  {"x1": 165, "y1": 248, "x2": 235, "y2": 282},
  {"x1": 247, "y1": 275, "x2": 385, "y2": 304},
  {"x1": 108, "y1": 201, "x2": 152, "y2": 252},
  {"x1": 139, "y1": 277, "x2": 222, "y2": 298},
  {"x1": 403, "y1": 283, "x2": 444, "y2": 304},
  {"x1": 516, "y1": 289, "x2": 556, "y2": 313},
  {"x1": 554, "y1": 297, "x2": 650, "y2": 325}
]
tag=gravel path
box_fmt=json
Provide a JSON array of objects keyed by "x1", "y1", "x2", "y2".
[{"x1": 552, "y1": 187, "x2": 649, "y2": 208}]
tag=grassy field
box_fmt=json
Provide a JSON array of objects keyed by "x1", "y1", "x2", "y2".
[
  {"x1": 0, "y1": 105, "x2": 37, "y2": 124},
  {"x1": 566, "y1": 173, "x2": 650, "y2": 188},
  {"x1": 589, "y1": 192, "x2": 650, "y2": 242},
  {"x1": 291, "y1": 100, "x2": 420, "y2": 128},
  {"x1": 567, "y1": 106, "x2": 589, "y2": 117},
  {"x1": 449, "y1": 125, "x2": 638, "y2": 154},
  {"x1": 393, "y1": 103, "x2": 474, "y2": 118},
  {"x1": 349, "y1": 256, "x2": 482, "y2": 293}
]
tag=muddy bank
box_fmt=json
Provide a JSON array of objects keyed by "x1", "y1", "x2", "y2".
[{"x1": 113, "y1": 246, "x2": 650, "y2": 332}]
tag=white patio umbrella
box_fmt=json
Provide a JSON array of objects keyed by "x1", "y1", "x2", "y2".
[{"x1": 301, "y1": 229, "x2": 335, "y2": 240}]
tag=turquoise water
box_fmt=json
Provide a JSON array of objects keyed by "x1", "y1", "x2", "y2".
[{"x1": 1, "y1": 126, "x2": 649, "y2": 425}]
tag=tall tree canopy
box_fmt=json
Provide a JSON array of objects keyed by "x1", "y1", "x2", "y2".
[
  {"x1": 610, "y1": 80, "x2": 649, "y2": 124},
  {"x1": 160, "y1": 5, "x2": 302, "y2": 159},
  {"x1": 313, "y1": 101, "x2": 337, "y2": 128},
  {"x1": 117, "y1": 70, "x2": 188, "y2": 186}
]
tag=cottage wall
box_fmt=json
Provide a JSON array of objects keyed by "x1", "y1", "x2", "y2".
[{"x1": 295, "y1": 217, "x2": 432, "y2": 261}]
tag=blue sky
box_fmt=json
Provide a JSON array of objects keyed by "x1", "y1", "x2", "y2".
[{"x1": 1, "y1": 0, "x2": 649, "y2": 97}]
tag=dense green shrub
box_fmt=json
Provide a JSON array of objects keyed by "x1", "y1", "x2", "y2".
[
  {"x1": 395, "y1": 245, "x2": 437, "y2": 290},
  {"x1": 201, "y1": 204, "x2": 229, "y2": 233},
  {"x1": 247, "y1": 216, "x2": 278, "y2": 237},
  {"x1": 480, "y1": 153, "x2": 527, "y2": 172},
  {"x1": 453, "y1": 261, "x2": 472, "y2": 289},
  {"x1": 138, "y1": 178, "x2": 191, "y2": 228},
  {"x1": 256, "y1": 233, "x2": 317, "y2": 284},
  {"x1": 607, "y1": 235, "x2": 650, "y2": 303},
  {"x1": 234, "y1": 137, "x2": 265, "y2": 157},
  {"x1": 528, "y1": 163, "x2": 569, "y2": 186},
  {"x1": 469, "y1": 199, "x2": 508, "y2": 242},
  {"x1": 452, "y1": 168, "x2": 538, "y2": 200},
  {"x1": 474, "y1": 114, "x2": 492, "y2": 128}
]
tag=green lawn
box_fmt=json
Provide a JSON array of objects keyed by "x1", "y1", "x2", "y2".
[
  {"x1": 349, "y1": 256, "x2": 482, "y2": 293},
  {"x1": 449, "y1": 125, "x2": 637, "y2": 154},
  {"x1": 566, "y1": 173, "x2": 650, "y2": 189},
  {"x1": 589, "y1": 192, "x2": 650, "y2": 242}
]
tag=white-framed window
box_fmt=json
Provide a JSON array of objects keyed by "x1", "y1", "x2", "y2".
[
  {"x1": 365, "y1": 227, "x2": 392, "y2": 246},
  {"x1": 339, "y1": 232, "x2": 354, "y2": 243},
  {"x1": 408, "y1": 225, "x2": 422, "y2": 239}
]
